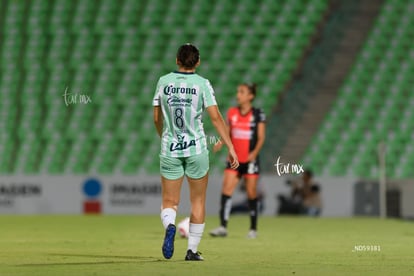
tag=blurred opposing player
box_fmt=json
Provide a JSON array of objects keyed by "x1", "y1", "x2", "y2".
[
  {"x1": 153, "y1": 44, "x2": 239, "y2": 261},
  {"x1": 210, "y1": 83, "x2": 266, "y2": 239}
]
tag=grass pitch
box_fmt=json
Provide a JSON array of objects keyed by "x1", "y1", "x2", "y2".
[{"x1": 0, "y1": 215, "x2": 413, "y2": 275}]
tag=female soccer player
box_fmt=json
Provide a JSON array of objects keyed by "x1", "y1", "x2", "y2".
[
  {"x1": 153, "y1": 44, "x2": 239, "y2": 261},
  {"x1": 209, "y1": 83, "x2": 266, "y2": 239}
]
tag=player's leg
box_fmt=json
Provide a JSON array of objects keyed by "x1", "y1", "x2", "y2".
[
  {"x1": 186, "y1": 174, "x2": 208, "y2": 260},
  {"x1": 210, "y1": 166, "x2": 241, "y2": 237},
  {"x1": 245, "y1": 175, "x2": 259, "y2": 238},
  {"x1": 185, "y1": 152, "x2": 209, "y2": 261},
  {"x1": 187, "y1": 174, "x2": 208, "y2": 224},
  {"x1": 161, "y1": 175, "x2": 183, "y2": 227},
  {"x1": 159, "y1": 155, "x2": 184, "y2": 259},
  {"x1": 220, "y1": 169, "x2": 241, "y2": 227},
  {"x1": 245, "y1": 161, "x2": 260, "y2": 238}
]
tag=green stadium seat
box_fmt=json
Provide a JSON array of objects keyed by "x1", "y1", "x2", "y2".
[
  {"x1": 47, "y1": 29, "x2": 71, "y2": 64},
  {"x1": 0, "y1": 0, "x2": 329, "y2": 174},
  {"x1": 71, "y1": 1, "x2": 95, "y2": 33},
  {"x1": 94, "y1": 0, "x2": 120, "y2": 33},
  {"x1": 303, "y1": 0, "x2": 414, "y2": 177},
  {"x1": 70, "y1": 29, "x2": 95, "y2": 67}
]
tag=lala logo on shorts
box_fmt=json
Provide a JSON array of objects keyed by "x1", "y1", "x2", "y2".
[{"x1": 170, "y1": 134, "x2": 196, "y2": 152}]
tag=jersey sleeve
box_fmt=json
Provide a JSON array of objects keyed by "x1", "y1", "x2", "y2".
[
  {"x1": 226, "y1": 108, "x2": 231, "y2": 125},
  {"x1": 202, "y1": 79, "x2": 217, "y2": 108},
  {"x1": 152, "y1": 79, "x2": 162, "y2": 106},
  {"x1": 257, "y1": 108, "x2": 266, "y2": 123}
]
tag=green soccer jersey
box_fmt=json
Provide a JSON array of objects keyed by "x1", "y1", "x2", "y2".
[{"x1": 153, "y1": 71, "x2": 217, "y2": 157}]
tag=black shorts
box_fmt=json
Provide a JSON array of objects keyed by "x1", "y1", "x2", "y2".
[{"x1": 225, "y1": 159, "x2": 260, "y2": 178}]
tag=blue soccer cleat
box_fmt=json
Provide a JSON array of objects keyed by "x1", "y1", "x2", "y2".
[{"x1": 162, "y1": 224, "x2": 176, "y2": 259}]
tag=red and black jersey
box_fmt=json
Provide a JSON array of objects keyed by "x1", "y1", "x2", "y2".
[{"x1": 227, "y1": 107, "x2": 266, "y2": 163}]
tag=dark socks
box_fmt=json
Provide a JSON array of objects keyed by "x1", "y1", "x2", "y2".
[
  {"x1": 248, "y1": 198, "x2": 258, "y2": 230},
  {"x1": 220, "y1": 194, "x2": 232, "y2": 228}
]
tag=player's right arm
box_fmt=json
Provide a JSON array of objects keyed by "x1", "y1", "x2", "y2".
[
  {"x1": 207, "y1": 105, "x2": 239, "y2": 169},
  {"x1": 153, "y1": 106, "x2": 163, "y2": 137},
  {"x1": 152, "y1": 79, "x2": 163, "y2": 137}
]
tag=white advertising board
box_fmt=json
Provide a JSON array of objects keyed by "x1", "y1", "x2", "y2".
[{"x1": 0, "y1": 174, "x2": 357, "y2": 217}]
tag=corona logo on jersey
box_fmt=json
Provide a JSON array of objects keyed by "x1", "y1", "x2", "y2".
[
  {"x1": 163, "y1": 85, "x2": 197, "y2": 96},
  {"x1": 82, "y1": 178, "x2": 102, "y2": 214}
]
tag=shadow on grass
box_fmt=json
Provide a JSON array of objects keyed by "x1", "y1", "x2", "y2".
[
  {"x1": 48, "y1": 253, "x2": 155, "y2": 260},
  {"x1": 15, "y1": 253, "x2": 165, "y2": 266},
  {"x1": 17, "y1": 261, "x2": 145, "y2": 266}
]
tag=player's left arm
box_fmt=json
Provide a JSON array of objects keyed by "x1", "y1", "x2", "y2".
[
  {"x1": 153, "y1": 106, "x2": 163, "y2": 137},
  {"x1": 213, "y1": 109, "x2": 231, "y2": 152},
  {"x1": 248, "y1": 109, "x2": 266, "y2": 162},
  {"x1": 247, "y1": 121, "x2": 266, "y2": 162}
]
